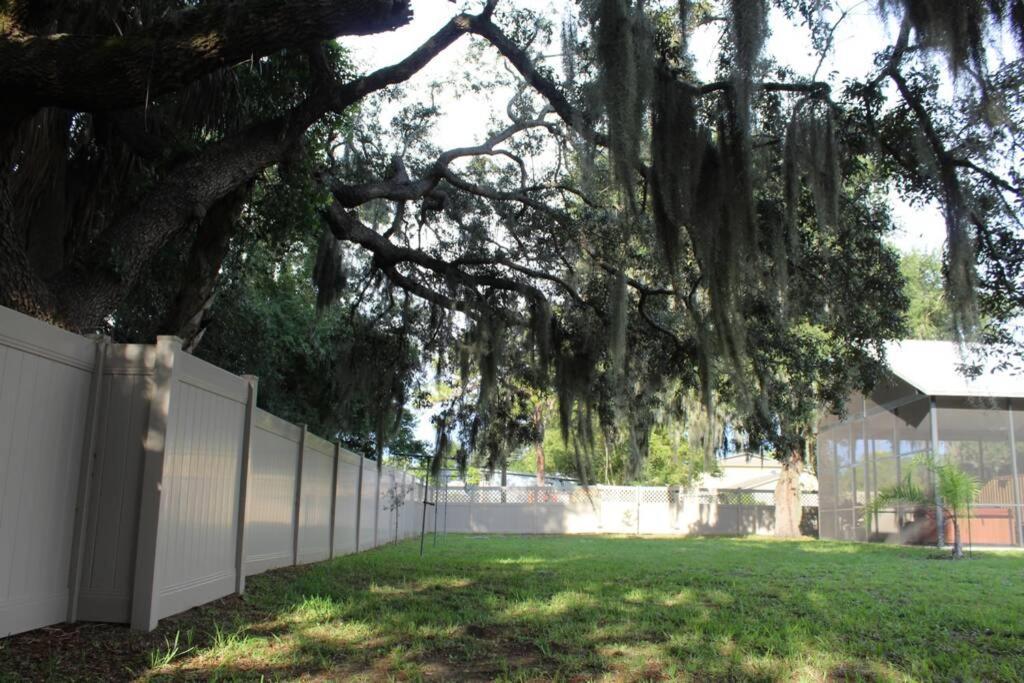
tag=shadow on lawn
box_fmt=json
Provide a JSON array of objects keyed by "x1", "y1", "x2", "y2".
[{"x1": 1, "y1": 536, "x2": 1021, "y2": 681}]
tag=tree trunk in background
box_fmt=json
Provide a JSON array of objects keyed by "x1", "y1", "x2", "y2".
[
  {"x1": 501, "y1": 462, "x2": 507, "y2": 503},
  {"x1": 774, "y1": 447, "x2": 804, "y2": 538},
  {"x1": 603, "y1": 437, "x2": 612, "y2": 484},
  {"x1": 0, "y1": 181, "x2": 59, "y2": 322},
  {"x1": 159, "y1": 183, "x2": 251, "y2": 350}
]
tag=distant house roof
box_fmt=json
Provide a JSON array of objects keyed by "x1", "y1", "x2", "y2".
[{"x1": 884, "y1": 340, "x2": 1024, "y2": 399}]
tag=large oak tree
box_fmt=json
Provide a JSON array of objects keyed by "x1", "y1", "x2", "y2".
[{"x1": 3, "y1": 0, "x2": 1023, "y2": 530}]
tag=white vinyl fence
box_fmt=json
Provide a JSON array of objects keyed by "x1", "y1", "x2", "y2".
[
  {"x1": 437, "y1": 486, "x2": 819, "y2": 537},
  {"x1": 0, "y1": 306, "x2": 430, "y2": 638}
]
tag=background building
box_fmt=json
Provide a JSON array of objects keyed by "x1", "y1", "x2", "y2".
[{"x1": 698, "y1": 453, "x2": 819, "y2": 493}]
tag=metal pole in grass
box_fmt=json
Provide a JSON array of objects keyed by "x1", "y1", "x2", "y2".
[
  {"x1": 443, "y1": 472, "x2": 449, "y2": 539},
  {"x1": 420, "y1": 466, "x2": 430, "y2": 557},
  {"x1": 433, "y1": 473, "x2": 440, "y2": 546}
]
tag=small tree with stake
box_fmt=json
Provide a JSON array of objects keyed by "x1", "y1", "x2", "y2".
[
  {"x1": 384, "y1": 480, "x2": 414, "y2": 545},
  {"x1": 870, "y1": 455, "x2": 979, "y2": 559}
]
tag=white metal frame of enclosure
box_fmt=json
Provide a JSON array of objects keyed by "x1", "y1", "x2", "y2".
[{"x1": 817, "y1": 382, "x2": 1024, "y2": 548}]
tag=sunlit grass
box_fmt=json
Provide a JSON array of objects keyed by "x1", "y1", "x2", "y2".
[{"x1": 1, "y1": 535, "x2": 1022, "y2": 681}]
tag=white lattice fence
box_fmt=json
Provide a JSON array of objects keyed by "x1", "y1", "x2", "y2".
[{"x1": 437, "y1": 486, "x2": 819, "y2": 538}]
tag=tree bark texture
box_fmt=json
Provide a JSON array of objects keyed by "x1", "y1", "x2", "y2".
[
  {"x1": 0, "y1": 183, "x2": 59, "y2": 322},
  {"x1": 0, "y1": 0, "x2": 412, "y2": 115},
  {"x1": 46, "y1": 122, "x2": 290, "y2": 329},
  {"x1": 159, "y1": 182, "x2": 251, "y2": 350},
  {"x1": 0, "y1": 11, "x2": 473, "y2": 332},
  {"x1": 774, "y1": 447, "x2": 804, "y2": 538}
]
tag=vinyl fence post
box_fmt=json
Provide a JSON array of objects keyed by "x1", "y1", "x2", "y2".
[
  {"x1": 733, "y1": 493, "x2": 741, "y2": 536},
  {"x1": 292, "y1": 425, "x2": 307, "y2": 565},
  {"x1": 234, "y1": 375, "x2": 258, "y2": 595},
  {"x1": 131, "y1": 335, "x2": 182, "y2": 632},
  {"x1": 354, "y1": 456, "x2": 364, "y2": 551},
  {"x1": 635, "y1": 485, "x2": 641, "y2": 536},
  {"x1": 329, "y1": 442, "x2": 340, "y2": 559},
  {"x1": 67, "y1": 335, "x2": 109, "y2": 623}
]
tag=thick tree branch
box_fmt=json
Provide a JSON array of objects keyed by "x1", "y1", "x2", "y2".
[
  {"x1": 33, "y1": 13, "x2": 478, "y2": 330},
  {"x1": 467, "y1": 15, "x2": 605, "y2": 148},
  {"x1": 159, "y1": 182, "x2": 252, "y2": 350},
  {"x1": 332, "y1": 114, "x2": 557, "y2": 207},
  {"x1": 0, "y1": 0, "x2": 413, "y2": 114},
  {"x1": 324, "y1": 197, "x2": 541, "y2": 324},
  {"x1": 330, "y1": 13, "x2": 471, "y2": 112},
  {"x1": 379, "y1": 263, "x2": 484, "y2": 322}
]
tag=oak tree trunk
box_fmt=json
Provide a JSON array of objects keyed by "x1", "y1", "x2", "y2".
[
  {"x1": 774, "y1": 446, "x2": 804, "y2": 538},
  {"x1": 159, "y1": 183, "x2": 251, "y2": 350},
  {"x1": 46, "y1": 110, "x2": 318, "y2": 331},
  {"x1": 0, "y1": 181, "x2": 59, "y2": 322}
]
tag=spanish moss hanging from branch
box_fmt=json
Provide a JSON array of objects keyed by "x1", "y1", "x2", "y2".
[
  {"x1": 312, "y1": 229, "x2": 347, "y2": 313},
  {"x1": 650, "y1": 69, "x2": 701, "y2": 279},
  {"x1": 878, "y1": 0, "x2": 1024, "y2": 76},
  {"x1": 587, "y1": 0, "x2": 653, "y2": 203}
]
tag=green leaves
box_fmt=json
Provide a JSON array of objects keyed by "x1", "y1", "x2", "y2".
[
  {"x1": 868, "y1": 473, "x2": 929, "y2": 514},
  {"x1": 869, "y1": 453, "x2": 980, "y2": 519}
]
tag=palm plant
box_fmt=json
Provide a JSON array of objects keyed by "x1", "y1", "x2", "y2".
[{"x1": 869, "y1": 455, "x2": 979, "y2": 558}]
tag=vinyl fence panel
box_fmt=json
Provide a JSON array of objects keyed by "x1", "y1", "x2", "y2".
[
  {"x1": 359, "y1": 463, "x2": 379, "y2": 549},
  {"x1": 597, "y1": 486, "x2": 638, "y2": 534},
  {"x1": 0, "y1": 307, "x2": 95, "y2": 637},
  {"x1": 0, "y1": 306, "x2": 435, "y2": 638},
  {"x1": 297, "y1": 434, "x2": 334, "y2": 564},
  {"x1": 332, "y1": 449, "x2": 361, "y2": 556},
  {"x1": 76, "y1": 344, "x2": 153, "y2": 623},
  {"x1": 244, "y1": 410, "x2": 301, "y2": 576},
  {"x1": 379, "y1": 468, "x2": 395, "y2": 543},
  {"x1": 150, "y1": 349, "x2": 248, "y2": 623}
]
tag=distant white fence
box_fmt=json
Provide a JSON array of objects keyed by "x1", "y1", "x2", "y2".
[
  {"x1": 437, "y1": 486, "x2": 818, "y2": 537},
  {"x1": 0, "y1": 306, "x2": 430, "y2": 638}
]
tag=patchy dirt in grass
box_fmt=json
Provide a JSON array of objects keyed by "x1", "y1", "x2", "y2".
[{"x1": 0, "y1": 593, "x2": 267, "y2": 681}]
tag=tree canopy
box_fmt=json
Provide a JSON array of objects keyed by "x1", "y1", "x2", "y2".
[{"x1": 2, "y1": 0, "x2": 1022, "y2": 479}]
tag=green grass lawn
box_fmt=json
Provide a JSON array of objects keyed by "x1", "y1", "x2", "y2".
[{"x1": 2, "y1": 535, "x2": 1023, "y2": 681}]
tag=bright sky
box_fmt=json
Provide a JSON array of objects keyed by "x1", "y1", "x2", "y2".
[{"x1": 344, "y1": 0, "x2": 950, "y2": 255}]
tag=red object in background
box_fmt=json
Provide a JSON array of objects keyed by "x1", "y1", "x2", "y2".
[
  {"x1": 896, "y1": 506, "x2": 1020, "y2": 546},
  {"x1": 944, "y1": 507, "x2": 1019, "y2": 546}
]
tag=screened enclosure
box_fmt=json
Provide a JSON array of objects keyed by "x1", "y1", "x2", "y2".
[{"x1": 817, "y1": 341, "x2": 1024, "y2": 547}]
